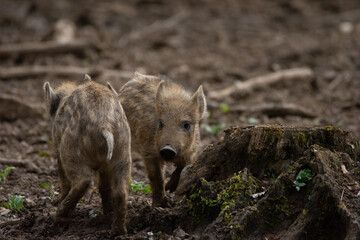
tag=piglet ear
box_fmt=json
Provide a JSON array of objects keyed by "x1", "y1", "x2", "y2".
[
  {"x1": 43, "y1": 82, "x2": 57, "y2": 115},
  {"x1": 191, "y1": 85, "x2": 207, "y2": 120},
  {"x1": 155, "y1": 80, "x2": 166, "y2": 112},
  {"x1": 106, "y1": 82, "x2": 118, "y2": 96},
  {"x1": 133, "y1": 72, "x2": 154, "y2": 80},
  {"x1": 133, "y1": 72, "x2": 147, "y2": 80}
]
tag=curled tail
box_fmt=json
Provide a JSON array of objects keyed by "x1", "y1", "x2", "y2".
[{"x1": 102, "y1": 130, "x2": 114, "y2": 162}]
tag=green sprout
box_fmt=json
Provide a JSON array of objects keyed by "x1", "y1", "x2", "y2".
[
  {"x1": 0, "y1": 167, "x2": 15, "y2": 183},
  {"x1": 201, "y1": 123, "x2": 226, "y2": 135},
  {"x1": 89, "y1": 209, "x2": 103, "y2": 218},
  {"x1": 247, "y1": 117, "x2": 260, "y2": 124},
  {"x1": 82, "y1": 58, "x2": 91, "y2": 66},
  {"x1": 294, "y1": 169, "x2": 312, "y2": 191},
  {"x1": 1, "y1": 195, "x2": 24, "y2": 211},
  {"x1": 354, "y1": 138, "x2": 360, "y2": 151},
  {"x1": 220, "y1": 103, "x2": 230, "y2": 113},
  {"x1": 40, "y1": 183, "x2": 57, "y2": 200},
  {"x1": 38, "y1": 151, "x2": 51, "y2": 157},
  {"x1": 130, "y1": 179, "x2": 151, "y2": 194}
]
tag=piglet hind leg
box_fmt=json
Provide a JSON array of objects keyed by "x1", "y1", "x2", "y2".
[
  {"x1": 55, "y1": 158, "x2": 92, "y2": 223},
  {"x1": 57, "y1": 158, "x2": 71, "y2": 204},
  {"x1": 98, "y1": 164, "x2": 113, "y2": 215},
  {"x1": 110, "y1": 151, "x2": 131, "y2": 236}
]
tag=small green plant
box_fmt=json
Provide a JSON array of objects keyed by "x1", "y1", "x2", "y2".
[
  {"x1": 89, "y1": 209, "x2": 103, "y2": 218},
  {"x1": 294, "y1": 169, "x2": 312, "y2": 191},
  {"x1": 1, "y1": 195, "x2": 24, "y2": 211},
  {"x1": 40, "y1": 183, "x2": 57, "y2": 200},
  {"x1": 201, "y1": 123, "x2": 226, "y2": 135},
  {"x1": 220, "y1": 103, "x2": 230, "y2": 113},
  {"x1": 38, "y1": 151, "x2": 51, "y2": 157},
  {"x1": 354, "y1": 138, "x2": 360, "y2": 151},
  {"x1": 82, "y1": 58, "x2": 91, "y2": 66},
  {"x1": 0, "y1": 166, "x2": 15, "y2": 183},
  {"x1": 130, "y1": 179, "x2": 151, "y2": 194},
  {"x1": 247, "y1": 117, "x2": 260, "y2": 124}
]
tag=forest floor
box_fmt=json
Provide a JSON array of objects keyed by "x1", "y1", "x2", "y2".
[{"x1": 0, "y1": 0, "x2": 360, "y2": 239}]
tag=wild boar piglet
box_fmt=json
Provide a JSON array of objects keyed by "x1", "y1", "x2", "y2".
[
  {"x1": 119, "y1": 72, "x2": 206, "y2": 207},
  {"x1": 43, "y1": 75, "x2": 131, "y2": 236}
]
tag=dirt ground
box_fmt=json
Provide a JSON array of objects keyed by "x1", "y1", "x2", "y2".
[{"x1": 0, "y1": 0, "x2": 360, "y2": 239}]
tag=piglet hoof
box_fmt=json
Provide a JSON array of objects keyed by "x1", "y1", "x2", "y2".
[
  {"x1": 152, "y1": 196, "x2": 174, "y2": 208},
  {"x1": 103, "y1": 207, "x2": 113, "y2": 215},
  {"x1": 165, "y1": 181, "x2": 177, "y2": 193},
  {"x1": 111, "y1": 225, "x2": 127, "y2": 238},
  {"x1": 54, "y1": 215, "x2": 71, "y2": 226}
]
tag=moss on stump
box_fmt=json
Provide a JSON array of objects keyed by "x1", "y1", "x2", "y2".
[{"x1": 177, "y1": 125, "x2": 360, "y2": 240}]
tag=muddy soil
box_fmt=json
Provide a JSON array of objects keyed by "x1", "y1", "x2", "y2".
[{"x1": 0, "y1": 0, "x2": 360, "y2": 239}]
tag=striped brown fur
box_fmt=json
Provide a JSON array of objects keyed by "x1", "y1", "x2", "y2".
[
  {"x1": 119, "y1": 72, "x2": 206, "y2": 207},
  {"x1": 43, "y1": 76, "x2": 131, "y2": 236}
]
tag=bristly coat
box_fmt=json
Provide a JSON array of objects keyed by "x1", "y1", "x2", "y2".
[
  {"x1": 119, "y1": 72, "x2": 206, "y2": 207},
  {"x1": 43, "y1": 75, "x2": 131, "y2": 236}
]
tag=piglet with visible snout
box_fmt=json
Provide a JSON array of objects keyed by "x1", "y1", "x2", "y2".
[{"x1": 119, "y1": 72, "x2": 206, "y2": 207}]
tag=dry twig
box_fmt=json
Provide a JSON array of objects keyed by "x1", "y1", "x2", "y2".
[
  {"x1": 208, "y1": 67, "x2": 314, "y2": 100},
  {"x1": 208, "y1": 102, "x2": 316, "y2": 118},
  {"x1": 0, "y1": 219, "x2": 21, "y2": 228},
  {"x1": 0, "y1": 158, "x2": 28, "y2": 167},
  {"x1": 0, "y1": 40, "x2": 99, "y2": 57},
  {"x1": 340, "y1": 188, "x2": 345, "y2": 201},
  {"x1": 341, "y1": 164, "x2": 349, "y2": 174},
  {"x1": 0, "y1": 66, "x2": 132, "y2": 80},
  {"x1": 0, "y1": 157, "x2": 41, "y2": 173},
  {"x1": 0, "y1": 94, "x2": 41, "y2": 120},
  {"x1": 229, "y1": 103, "x2": 316, "y2": 118}
]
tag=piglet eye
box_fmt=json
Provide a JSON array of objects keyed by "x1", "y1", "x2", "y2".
[
  {"x1": 158, "y1": 119, "x2": 164, "y2": 129},
  {"x1": 181, "y1": 121, "x2": 191, "y2": 131}
]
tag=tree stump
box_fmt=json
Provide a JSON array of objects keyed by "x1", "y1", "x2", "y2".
[{"x1": 176, "y1": 125, "x2": 360, "y2": 240}]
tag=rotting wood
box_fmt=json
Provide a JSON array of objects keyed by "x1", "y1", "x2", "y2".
[
  {"x1": 0, "y1": 40, "x2": 99, "y2": 57},
  {"x1": 208, "y1": 67, "x2": 314, "y2": 100},
  {"x1": 176, "y1": 125, "x2": 358, "y2": 196},
  {"x1": 0, "y1": 66, "x2": 133, "y2": 80},
  {"x1": 176, "y1": 125, "x2": 360, "y2": 239}
]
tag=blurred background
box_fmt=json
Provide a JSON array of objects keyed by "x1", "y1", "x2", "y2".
[
  {"x1": 1, "y1": 0, "x2": 360, "y2": 143},
  {"x1": 0, "y1": 0, "x2": 360, "y2": 239}
]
